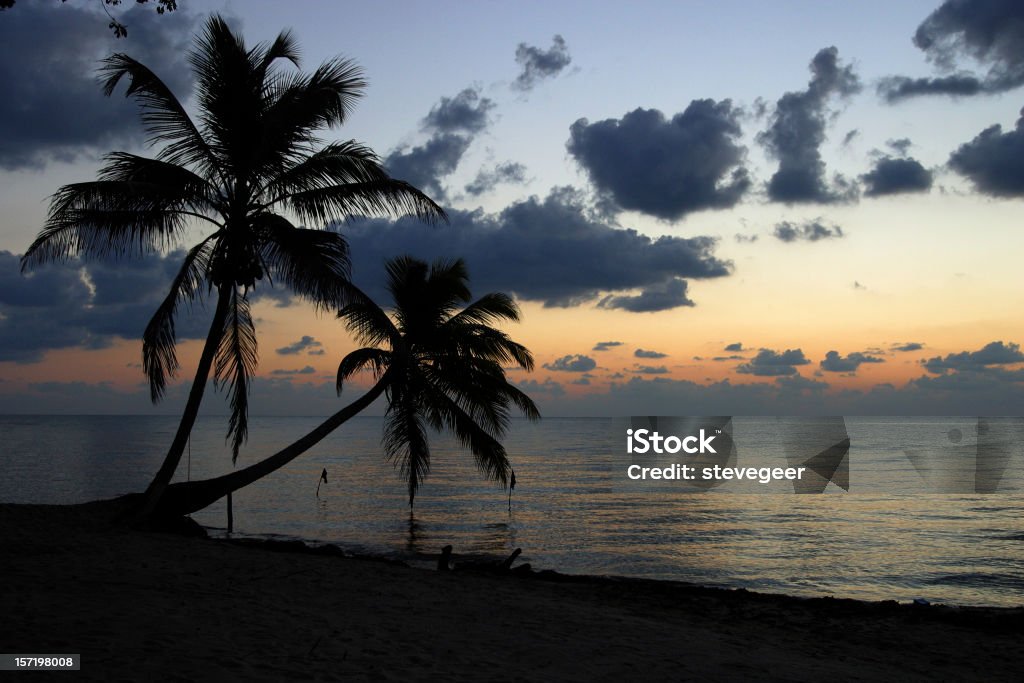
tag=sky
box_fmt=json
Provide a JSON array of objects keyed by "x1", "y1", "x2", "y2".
[{"x1": 0, "y1": 0, "x2": 1023, "y2": 416}]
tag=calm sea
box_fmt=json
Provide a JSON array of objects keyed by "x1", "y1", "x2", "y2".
[{"x1": 1, "y1": 415, "x2": 1022, "y2": 607}]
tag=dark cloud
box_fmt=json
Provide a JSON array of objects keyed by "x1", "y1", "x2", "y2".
[
  {"x1": 421, "y1": 87, "x2": 495, "y2": 134},
  {"x1": 878, "y1": 74, "x2": 983, "y2": 101},
  {"x1": 841, "y1": 129, "x2": 860, "y2": 146},
  {"x1": 862, "y1": 157, "x2": 933, "y2": 196},
  {"x1": 880, "y1": 0, "x2": 1024, "y2": 102},
  {"x1": 592, "y1": 341, "x2": 624, "y2": 351},
  {"x1": 736, "y1": 348, "x2": 810, "y2": 376},
  {"x1": 0, "y1": 3, "x2": 196, "y2": 169},
  {"x1": 887, "y1": 138, "x2": 914, "y2": 155},
  {"x1": 275, "y1": 336, "x2": 323, "y2": 356},
  {"x1": 892, "y1": 342, "x2": 925, "y2": 352},
  {"x1": 464, "y1": 162, "x2": 528, "y2": 196},
  {"x1": 711, "y1": 355, "x2": 745, "y2": 362},
  {"x1": 820, "y1": 350, "x2": 885, "y2": 373},
  {"x1": 384, "y1": 134, "x2": 472, "y2": 202},
  {"x1": 758, "y1": 47, "x2": 861, "y2": 204},
  {"x1": 384, "y1": 87, "x2": 495, "y2": 202},
  {"x1": 634, "y1": 349, "x2": 668, "y2": 359},
  {"x1": 772, "y1": 220, "x2": 844, "y2": 242},
  {"x1": 514, "y1": 378, "x2": 566, "y2": 397},
  {"x1": 514, "y1": 34, "x2": 572, "y2": 91},
  {"x1": 724, "y1": 343, "x2": 745, "y2": 352},
  {"x1": 543, "y1": 354, "x2": 596, "y2": 372},
  {"x1": 634, "y1": 365, "x2": 669, "y2": 374},
  {"x1": 597, "y1": 278, "x2": 694, "y2": 313},
  {"x1": 568, "y1": 100, "x2": 750, "y2": 221},
  {"x1": 0, "y1": 250, "x2": 208, "y2": 363},
  {"x1": 270, "y1": 366, "x2": 316, "y2": 376},
  {"x1": 922, "y1": 341, "x2": 1024, "y2": 373},
  {"x1": 948, "y1": 110, "x2": 1024, "y2": 196},
  {"x1": 341, "y1": 186, "x2": 730, "y2": 312}
]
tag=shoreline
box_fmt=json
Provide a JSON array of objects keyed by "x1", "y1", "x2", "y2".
[{"x1": 4, "y1": 501, "x2": 1024, "y2": 680}]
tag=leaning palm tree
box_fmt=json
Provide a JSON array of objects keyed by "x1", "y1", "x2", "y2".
[
  {"x1": 150, "y1": 256, "x2": 540, "y2": 518},
  {"x1": 19, "y1": 16, "x2": 445, "y2": 518}
]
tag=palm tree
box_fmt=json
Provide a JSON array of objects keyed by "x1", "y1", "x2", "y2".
[
  {"x1": 19, "y1": 16, "x2": 445, "y2": 518},
  {"x1": 151, "y1": 256, "x2": 540, "y2": 518}
]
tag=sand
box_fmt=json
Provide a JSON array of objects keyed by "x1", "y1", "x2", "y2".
[{"x1": 2, "y1": 501, "x2": 1022, "y2": 681}]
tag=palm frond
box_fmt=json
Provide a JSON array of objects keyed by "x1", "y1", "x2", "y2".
[
  {"x1": 99, "y1": 53, "x2": 221, "y2": 180},
  {"x1": 384, "y1": 388, "x2": 431, "y2": 506},
  {"x1": 336, "y1": 347, "x2": 391, "y2": 395},
  {"x1": 284, "y1": 179, "x2": 447, "y2": 227},
  {"x1": 255, "y1": 215, "x2": 352, "y2": 311},
  {"x1": 143, "y1": 237, "x2": 216, "y2": 402},
  {"x1": 214, "y1": 288, "x2": 258, "y2": 463},
  {"x1": 22, "y1": 181, "x2": 191, "y2": 269},
  {"x1": 338, "y1": 292, "x2": 399, "y2": 349}
]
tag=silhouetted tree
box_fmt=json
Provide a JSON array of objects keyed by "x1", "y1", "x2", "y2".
[
  {"x1": 154, "y1": 256, "x2": 539, "y2": 517},
  {"x1": 21, "y1": 16, "x2": 445, "y2": 519},
  {"x1": 0, "y1": 0, "x2": 178, "y2": 37}
]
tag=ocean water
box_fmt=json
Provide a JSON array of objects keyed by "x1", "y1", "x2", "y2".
[{"x1": 1, "y1": 415, "x2": 1022, "y2": 607}]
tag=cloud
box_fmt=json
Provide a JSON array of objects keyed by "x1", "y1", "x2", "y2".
[
  {"x1": 421, "y1": 87, "x2": 495, "y2": 134},
  {"x1": 819, "y1": 350, "x2": 885, "y2": 373},
  {"x1": 270, "y1": 366, "x2": 316, "y2": 376},
  {"x1": 879, "y1": 0, "x2": 1024, "y2": 102},
  {"x1": 886, "y1": 138, "x2": 914, "y2": 155},
  {"x1": 724, "y1": 343, "x2": 745, "y2": 352},
  {"x1": 734, "y1": 233, "x2": 758, "y2": 243},
  {"x1": 543, "y1": 354, "x2": 597, "y2": 372},
  {"x1": 597, "y1": 278, "x2": 694, "y2": 313},
  {"x1": 878, "y1": 74, "x2": 983, "y2": 101},
  {"x1": 567, "y1": 100, "x2": 751, "y2": 220},
  {"x1": 592, "y1": 341, "x2": 624, "y2": 351},
  {"x1": 948, "y1": 110, "x2": 1024, "y2": 196},
  {"x1": 772, "y1": 220, "x2": 844, "y2": 242},
  {"x1": 0, "y1": 249, "x2": 209, "y2": 363},
  {"x1": 275, "y1": 336, "x2": 323, "y2": 356},
  {"x1": 634, "y1": 349, "x2": 668, "y2": 359},
  {"x1": 892, "y1": 342, "x2": 925, "y2": 352},
  {"x1": 384, "y1": 134, "x2": 472, "y2": 202},
  {"x1": 514, "y1": 378, "x2": 566, "y2": 397},
  {"x1": 634, "y1": 365, "x2": 669, "y2": 374},
  {"x1": 464, "y1": 162, "x2": 528, "y2": 196},
  {"x1": 758, "y1": 47, "x2": 861, "y2": 204},
  {"x1": 922, "y1": 341, "x2": 1024, "y2": 373},
  {"x1": 862, "y1": 156, "x2": 934, "y2": 196},
  {"x1": 0, "y1": 3, "x2": 197, "y2": 169},
  {"x1": 384, "y1": 86, "x2": 494, "y2": 202},
  {"x1": 341, "y1": 186, "x2": 731, "y2": 311},
  {"x1": 514, "y1": 34, "x2": 572, "y2": 91},
  {"x1": 711, "y1": 355, "x2": 745, "y2": 362},
  {"x1": 736, "y1": 348, "x2": 810, "y2": 376}
]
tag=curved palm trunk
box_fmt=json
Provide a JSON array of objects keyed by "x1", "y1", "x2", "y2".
[
  {"x1": 135, "y1": 288, "x2": 231, "y2": 519},
  {"x1": 153, "y1": 370, "x2": 391, "y2": 519}
]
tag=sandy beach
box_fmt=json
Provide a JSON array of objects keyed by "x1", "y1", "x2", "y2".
[{"x1": 1, "y1": 501, "x2": 1021, "y2": 681}]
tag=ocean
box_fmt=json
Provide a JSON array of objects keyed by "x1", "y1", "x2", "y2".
[{"x1": 2, "y1": 415, "x2": 1022, "y2": 607}]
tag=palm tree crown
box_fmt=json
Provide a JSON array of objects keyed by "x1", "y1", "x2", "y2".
[
  {"x1": 20, "y1": 16, "x2": 446, "y2": 468},
  {"x1": 338, "y1": 256, "x2": 540, "y2": 505}
]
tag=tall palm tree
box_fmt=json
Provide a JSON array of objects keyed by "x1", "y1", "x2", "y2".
[
  {"x1": 151, "y1": 256, "x2": 540, "y2": 518},
  {"x1": 19, "y1": 16, "x2": 445, "y2": 518}
]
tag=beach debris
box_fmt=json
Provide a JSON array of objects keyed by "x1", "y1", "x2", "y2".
[
  {"x1": 500, "y1": 548, "x2": 523, "y2": 571},
  {"x1": 316, "y1": 468, "x2": 328, "y2": 497},
  {"x1": 438, "y1": 544, "x2": 454, "y2": 571}
]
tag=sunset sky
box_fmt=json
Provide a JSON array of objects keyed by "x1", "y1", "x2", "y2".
[{"x1": 1, "y1": 0, "x2": 1023, "y2": 416}]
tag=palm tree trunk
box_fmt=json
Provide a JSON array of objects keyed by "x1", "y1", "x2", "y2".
[
  {"x1": 153, "y1": 370, "x2": 391, "y2": 519},
  {"x1": 134, "y1": 287, "x2": 232, "y2": 519}
]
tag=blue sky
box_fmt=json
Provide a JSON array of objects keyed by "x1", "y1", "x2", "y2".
[{"x1": 1, "y1": 0, "x2": 1023, "y2": 416}]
